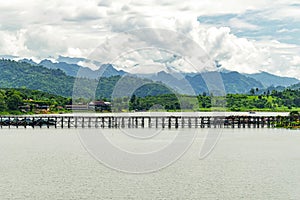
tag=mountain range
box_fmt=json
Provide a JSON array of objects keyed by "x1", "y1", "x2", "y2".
[
  {"x1": 1, "y1": 56, "x2": 299, "y2": 97},
  {"x1": 20, "y1": 58, "x2": 126, "y2": 78},
  {"x1": 20, "y1": 56, "x2": 299, "y2": 88},
  {"x1": 244, "y1": 71, "x2": 299, "y2": 87}
]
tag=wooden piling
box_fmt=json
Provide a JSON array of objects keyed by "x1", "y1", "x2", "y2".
[
  {"x1": 207, "y1": 117, "x2": 211, "y2": 128},
  {"x1": 142, "y1": 117, "x2": 145, "y2": 128},
  {"x1": 148, "y1": 117, "x2": 151, "y2": 128},
  {"x1": 135, "y1": 117, "x2": 138, "y2": 128},
  {"x1": 121, "y1": 117, "x2": 125, "y2": 128},
  {"x1": 175, "y1": 117, "x2": 179, "y2": 129},
  {"x1": 96, "y1": 117, "x2": 100, "y2": 128},
  {"x1": 108, "y1": 117, "x2": 111, "y2": 128},
  {"x1": 102, "y1": 117, "x2": 105, "y2": 128},
  {"x1": 128, "y1": 117, "x2": 131, "y2": 128},
  {"x1": 75, "y1": 117, "x2": 78, "y2": 128},
  {"x1": 201, "y1": 117, "x2": 204, "y2": 128},
  {"x1": 88, "y1": 117, "x2": 91, "y2": 128}
]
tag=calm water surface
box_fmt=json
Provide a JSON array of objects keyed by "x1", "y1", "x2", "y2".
[{"x1": 0, "y1": 128, "x2": 299, "y2": 200}]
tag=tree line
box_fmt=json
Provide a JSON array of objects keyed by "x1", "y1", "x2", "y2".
[
  {"x1": 0, "y1": 88, "x2": 70, "y2": 114},
  {"x1": 0, "y1": 86, "x2": 299, "y2": 114},
  {"x1": 113, "y1": 88, "x2": 300, "y2": 112}
]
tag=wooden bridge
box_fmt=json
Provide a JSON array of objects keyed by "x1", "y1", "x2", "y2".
[{"x1": 0, "y1": 115, "x2": 298, "y2": 129}]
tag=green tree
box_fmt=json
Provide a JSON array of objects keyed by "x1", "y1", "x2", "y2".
[
  {"x1": 6, "y1": 93, "x2": 23, "y2": 110},
  {"x1": 0, "y1": 92, "x2": 7, "y2": 111}
]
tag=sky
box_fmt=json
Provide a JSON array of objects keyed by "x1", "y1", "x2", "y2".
[{"x1": 0, "y1": 0, "x2": 300, "y2": 78}]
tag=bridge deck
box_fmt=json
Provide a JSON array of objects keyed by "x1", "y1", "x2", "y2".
[{"x1": 0, "y1": 115, "x2": 298, "y2": 129}]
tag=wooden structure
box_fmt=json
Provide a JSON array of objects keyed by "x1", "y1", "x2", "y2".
[{"x1": 0, "y1": 115, "x2": 299, "y2": 129}]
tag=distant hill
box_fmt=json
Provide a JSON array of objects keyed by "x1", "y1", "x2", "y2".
[
  {"x1": 136, "y1": 71, "x2": 194, "y2": 95},
  {"x1": 0, "y1": 59, "x2": 76, "y2": 97},
  {"x1": 38, "y1": 60, "x2": 126, "y2": 79},
  {"x1": 289, "y1": 82, "x2": 300, "y2": 90},
  {"x1": 135, "y1": 70, "x2": 264, "y2": 94},
  {"x1": 0, "y1": 59, "x2": 122, "y2": 98},
  {"x1": 244, "y1": 71, "x2": 299, "y2": 87},
  {"x1": 39, "y1": 60, "x2": 80, "y2": 77},
  {"x1": 2, "y1": 57, "x2": 298, "y2": 98},
  {"x1": 186, "y1": 71, "x2": 263, "y2": 94},
  {"x1": 0, "y1": 59, "x2": 171, "y2": 99},
  {"x1": 19, "y1": 58, "x2": 38, "y2": 66},
  {"x1": 8, "y1": 55, "x2": 300, "y2": 89},
  {"x1": 57, "y1": 55, "x2": 86, "y2": 64},
  {"x1": 20, "y1": 58, "x2": 126, "y2": 79},
  {"x1": 222, "y1": 71, "x2": 264, "y2": 94}
]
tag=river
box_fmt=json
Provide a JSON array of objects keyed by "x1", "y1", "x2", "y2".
[{"x1": 0, "y1": 128, "x2": 299, "y2": 199}]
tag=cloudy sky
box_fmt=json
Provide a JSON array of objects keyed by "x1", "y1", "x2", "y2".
[{"x1": 0, "y1": 0, "x2": 300, "y2": 78}]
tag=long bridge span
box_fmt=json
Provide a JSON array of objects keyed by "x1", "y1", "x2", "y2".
[{"x1": 0, "y1": 115, "x2": 298, "y2": 129}]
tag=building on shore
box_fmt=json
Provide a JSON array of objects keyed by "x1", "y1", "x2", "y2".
[
  {"x1": 65, "y1": 101, "x2": 111, "y2": 112},
  {"x1": 88, "y1": 101, "x2": 111, "y2": 112}
]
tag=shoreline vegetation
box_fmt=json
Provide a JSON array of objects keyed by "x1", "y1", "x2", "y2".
[
  {"x1": 0, "y1": 88, "x2": 299, "y2": 115},
  {"x1": 273, "y1": 111, "x2": 300, "y2": 129},
  {"x1": 0, "y1": 88, "x2": 299, "y2": 129}
]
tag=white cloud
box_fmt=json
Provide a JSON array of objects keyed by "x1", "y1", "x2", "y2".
[
  {"x1": 268, "y1": 6, "x2": 300, "y2": 21},
  {"x1": 291, "y1": 56, "x2": 300, "y2": 65},
  {"x1": 0, "y1": 29, "x2": 28, "y2": 56},
  {"x1": 0, "y1": 0, "x2": 299, "y2": 78},
  {"x1": 276, "y1": 28, "x2": 299, "y2": 33},
  {"x1": 67, "y1": 48, "x2": 84, "y2": 58},
  {"x1": 189, "y1": 26, "x2": 269, "y2": 74},
  {"x1": 77, "y1": 60, "x2": 99, "y2": 70}
]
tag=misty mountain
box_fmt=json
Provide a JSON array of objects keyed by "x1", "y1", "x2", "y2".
[
  {"x1": 136, "y1": 71, "x2": 194, "y2": 95},
  {"x1": 4, "y1": 56, "x2": 299, "y2": 96},
  {"x1": 57, "y1": 55, "x2": 86, "y2": 64},
  {"x1": 38, "y1": 59, "x2": 126, "y2": 78},
  {"x1": 39, "y1": 60, "x2": 80, "y2": 77},
  {"x1": 136, "y1": 71, "x2": 264, "y2": 94},
  {"x1": 289, "y1": 82, "x2": 300, "y2": 90},
  {"x1": 19, "y1": 58, "x2": 38, "y2": 66},
  {"x1": 0, "y1": 59, "x2": 171, "y2": 98},
  {"x1": 186, "y1": 71, "x2": 264, "y2": 94},
  {"x1": 244, "y1": 71, "x2": 299, "y2": 87}
]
